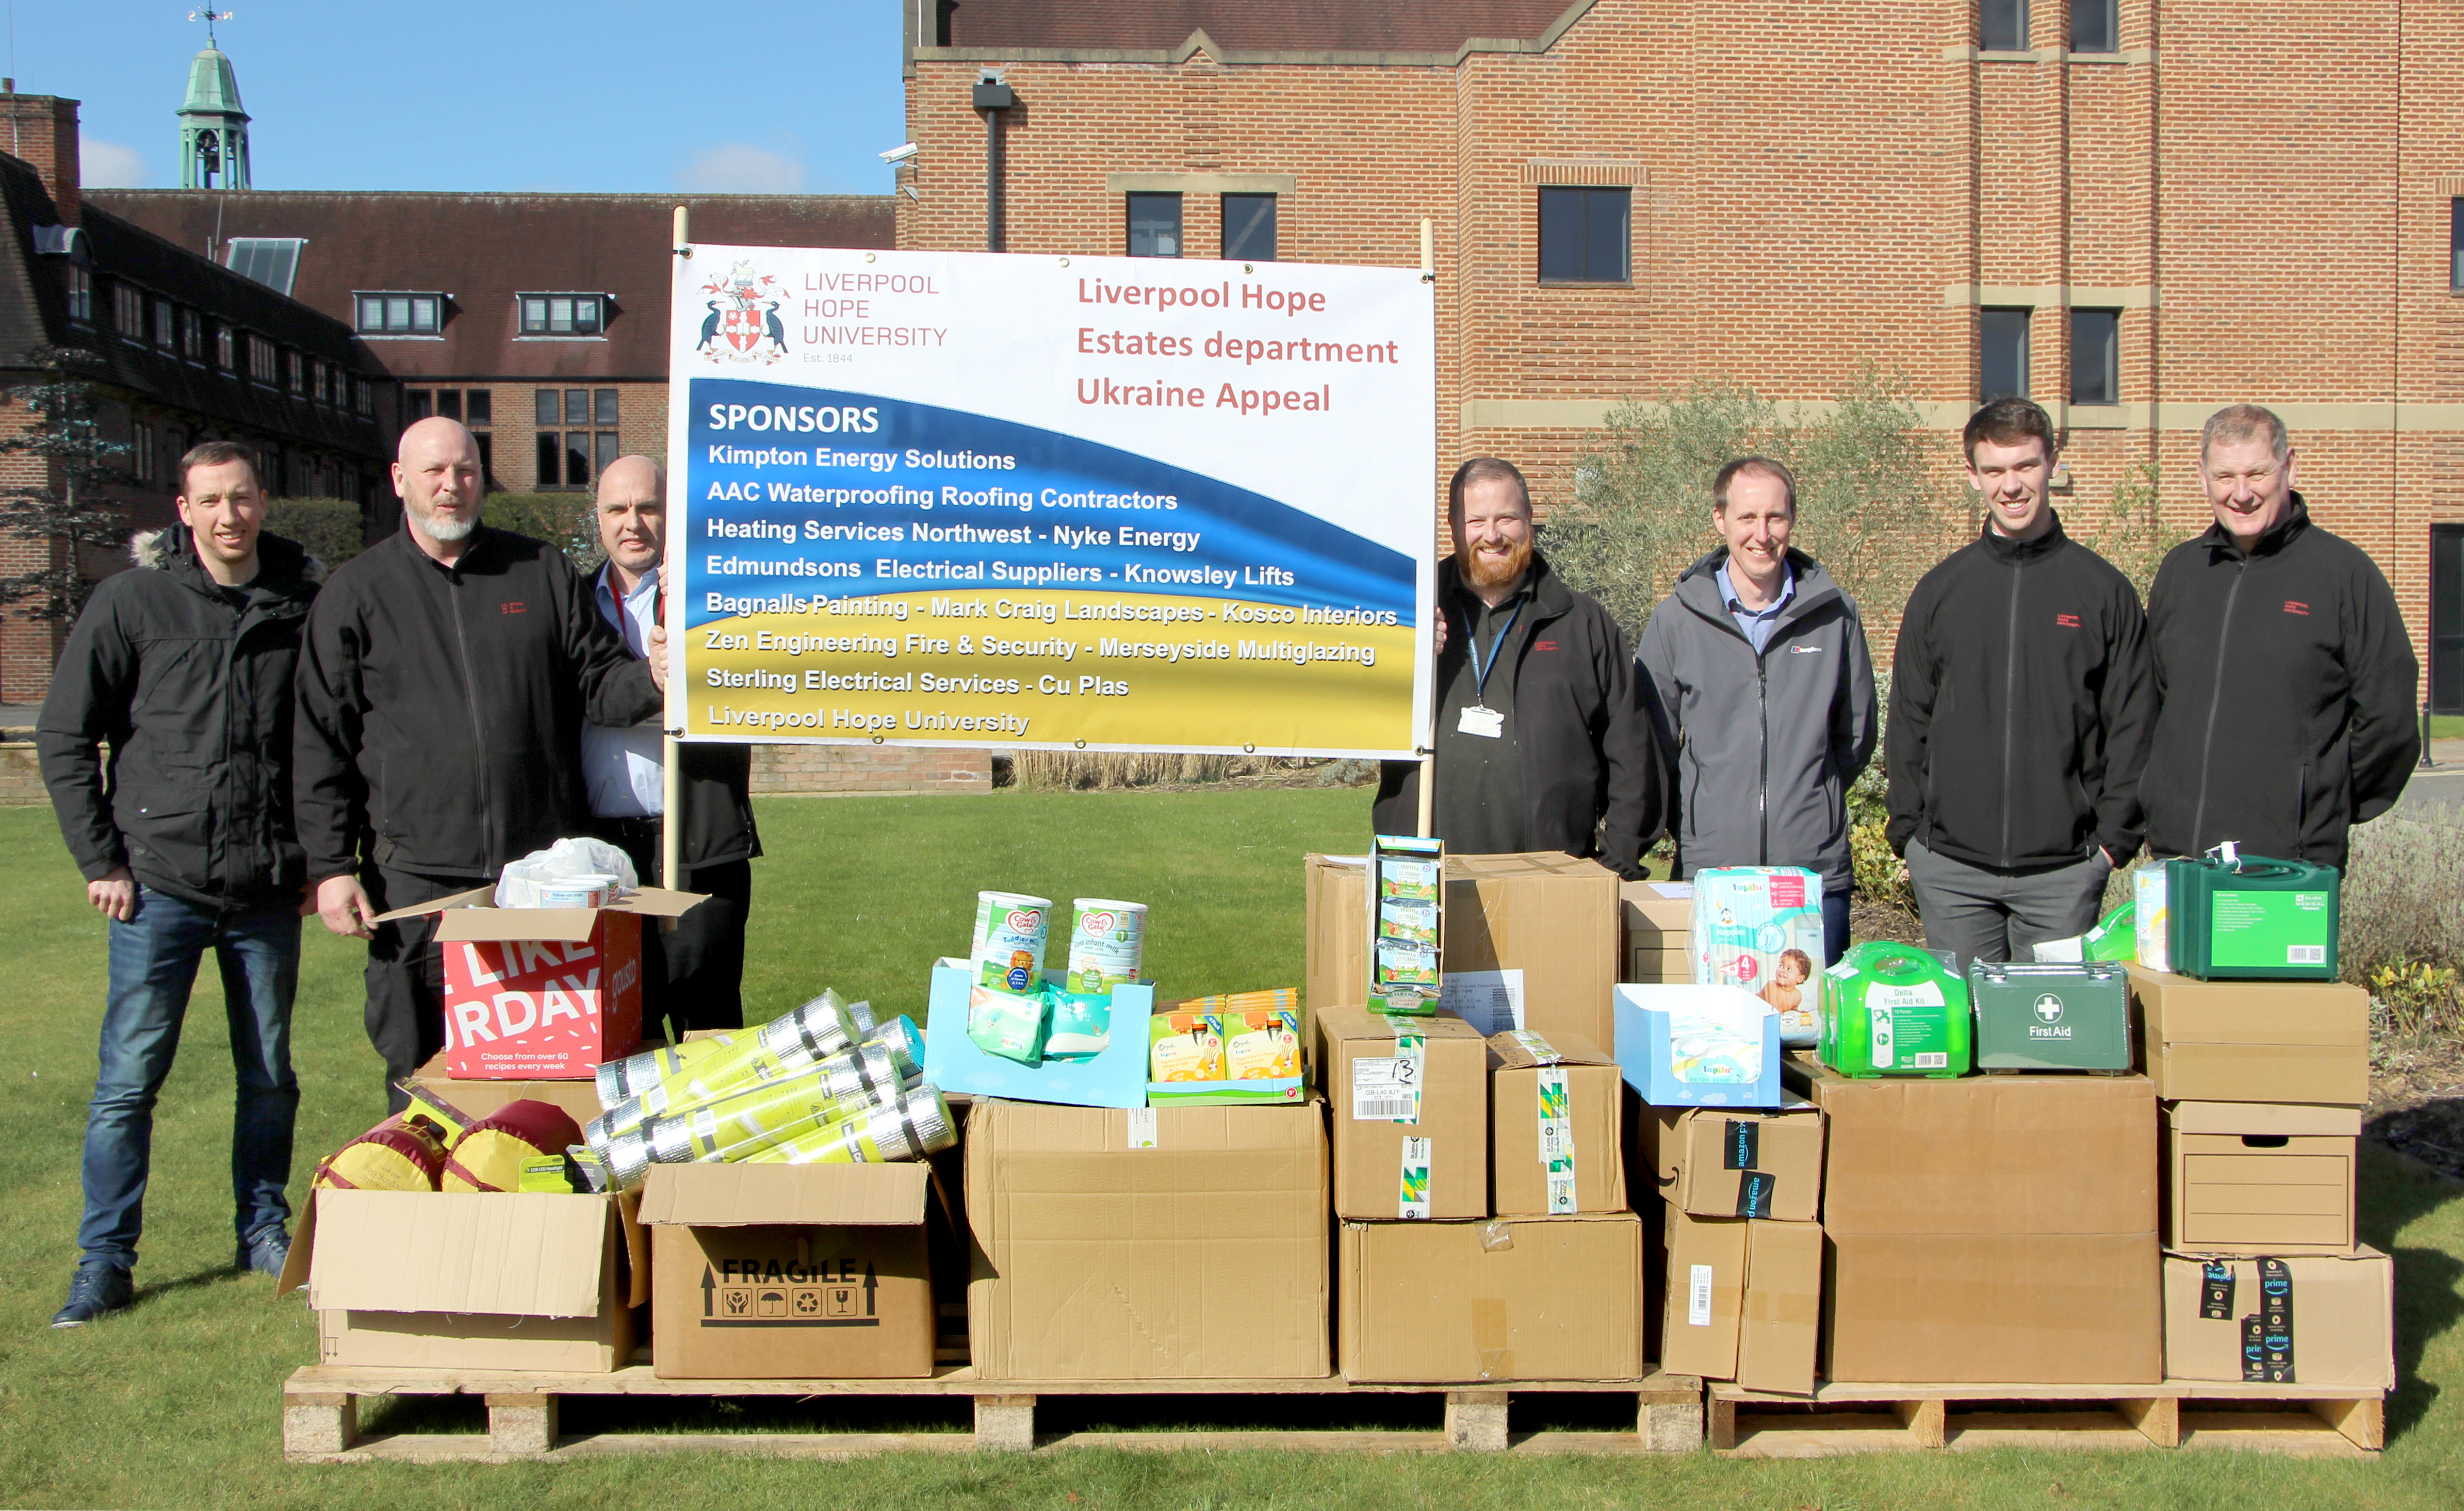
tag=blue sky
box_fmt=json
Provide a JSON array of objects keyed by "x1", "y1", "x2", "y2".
[{"x1": 17, "y1": 0, "x2": 907, "y2": 195}]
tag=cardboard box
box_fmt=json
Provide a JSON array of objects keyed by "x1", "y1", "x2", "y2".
[
  {"x1": 1488, "y1": 1029, "x2": 1626, "y2": 1216},
  {"x1": 1325, "y1": 1008, "x2": 1489, "y2": 1220},
  {"x1": 1792, "y1": 1059, "x2": 2158, "y2": 1238},
  {"x1": 2163, "y1": 1102, "x2": 2361, "y2": 1255},
  {"x1": 375, "y1": 885, "x2": 707, "y2": 1079},
  {"x1": 1621, "y1": 880, "x2": 1694, "y2": 942},
  {"x1": 1624, "y1": 946, "x2": 1693, "y2": 984},
  {"x1": 966, "y1": 1095, "x2": 1329, "y2": 1380},
  {"x1": 1613, "y1": 984, "x2": 1784, "y2": 1109},
  {"x1": 1338, "y1": 1212, "x2": 1643, "y2": 1383},
  {"x1": 2126, "y1": 967, "x2": 2370, "y2": 1105},
  {"x1": 1306, "y1": 851, "x2": 1622, "y2": 1048},
  {"x1": 2162, "y1": 1249, "x2": 2394, "y2": 1387},
  {"x1": 1826, "y1": 1231, "x2": 2162, "y2": 1384},
  {"x1": 1657, "y1": 1210, "x2": 1823, "y2": 1395},
  {"x1": 278, "y1": 1186, "x2": 648, "y2": 1371},
  {"x1": 640, "y1": 1163, "x2": 934, "y2": 1379},
  {"x1": 920, "y1": 960, "x2": 1156, "y2": 1109},
  {"x1": 407, "y1": 1057, "x2": 608, "y2": 1127},
  {"x1": 1643, "y1": 1102, "x2": 1824, "y2": 1221}
]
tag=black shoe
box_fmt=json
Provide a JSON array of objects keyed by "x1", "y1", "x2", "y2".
[
  {"x1": 236, "y1": 1228, "x2": 290, "y2": 1278},
  {"x1": 51, "y1": 1263, "x2": 134, "y2": 1328}
]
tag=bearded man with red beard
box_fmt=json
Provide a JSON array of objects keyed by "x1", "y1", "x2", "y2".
[{"x1": 1374, "y1": 457, "x2": 1665, "y2": 876}]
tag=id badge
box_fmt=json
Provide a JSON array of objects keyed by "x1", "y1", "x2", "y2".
[{"x1": 1457, "y1": 704, "x2": 1504, "y2": 738}]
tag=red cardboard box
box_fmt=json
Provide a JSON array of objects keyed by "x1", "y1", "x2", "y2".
[{"x1": 375, "y1": 885, "x2": 703, "y2": 1079}]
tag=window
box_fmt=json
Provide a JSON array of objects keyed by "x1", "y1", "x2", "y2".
[
  {"x1": 1980, "y1": 0, "x2": 2028, "y2": 51},
  {"x1": 407, "y1": 389, "x2": 434, "y2": 421},
  {"x1": 313, "y1": 362, "x2": 330, "y2": 407},
  {"x1": 152, "y1": 298, "x2": 176, "y2": 353},
  {"x1": 466, "y1": 388, "x2": 493, "y2": 427},
  {"x1": 180, "y1": 307, "x2": 205, "y2": 361},
  {"x1": 2071, "y1": 0, "x2": 2117, "y2": 53},
  {"x1": 1538, "y1": 187, "x2": 1631, "y2": 284},
  {"x1": 224, "y1": 237, "x2": 305, "y2": 296},
  {"x1": 1127, "y1": 193, "x2": 1183, "y2": 257},
  {"x1": 1980, "y1": 307, "x2": 2031, "y2": 401},
  {"x1": 353, "y1": 376, "x2": 375, "y2": 419},
  {"x1": 1222, "y1": 193, "x2": 1277, "y2": 262},
  {"x1": 113, "y1": 282, "x2": 146, "y2": 342},
  {"x1": 354, "y1": 292, "x2": 442, "y2": 335},
  {"x1": 247, "y1": 334, "x2": 279, "y2": 387},
  {"x1": 436, "y1": 389, "x2": 463, "y2": 423},
  {"x1": 475, "y1": 432, "x2": 496, "y2": 488},
  {"x1": 133, "y1": 424, "x2": 156, "y2": 484},
  {"x1": 2070, "y1": 309, "x2": 2120, "y2": 406},
  {"x1": 529, "y1": 388, "x2": 621, "y2": 488},
  {"x1": 216, "y1": 323, "x2": 235, "y2": 370},
  {"x1": 66, "y1": 264, "x2": 93, "y2": 323},
  {"x1": 518, "y1": 293, "x2": 605, "y2": 336},
  {"x1": 287, "y1": 351, "x2": 308, "y2": 397}
]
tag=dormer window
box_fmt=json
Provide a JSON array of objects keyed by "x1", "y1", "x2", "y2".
[
  {"x1": 518, "y1": 293, "x2": 605, "y2": 337},
  {"x1": 355, "y1": 292, "x2": 444, "y2": 336}
]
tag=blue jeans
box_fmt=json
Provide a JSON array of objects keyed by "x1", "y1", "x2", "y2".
[{"x1": 78, "y1": 885, "x2": 301, "y2": 1271}]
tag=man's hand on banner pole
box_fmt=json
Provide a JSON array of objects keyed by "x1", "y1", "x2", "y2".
[{"x1": 647, "y1": 559, "x2": 669, "y2": 693}]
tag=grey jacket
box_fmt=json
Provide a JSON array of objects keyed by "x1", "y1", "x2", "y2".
[{"x1": 1636, "y1": 548, "x2": 1879, "y2": 893}]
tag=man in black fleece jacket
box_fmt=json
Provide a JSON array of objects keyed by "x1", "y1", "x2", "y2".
[
  {"x1": 1887, "y1": 399, "x2": 2157, "y2": 969},
  {"x1": 295, "y1": 418, "x2": 665, "y2": 1105},
  {"x1": 2140, "y1": 405, "x2": 2417, "y2": 869}
]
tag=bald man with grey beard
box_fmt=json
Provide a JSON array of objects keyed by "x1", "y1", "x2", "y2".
[{"x1": 294, "y1": 418, "x2": 669, "y2": 1106}]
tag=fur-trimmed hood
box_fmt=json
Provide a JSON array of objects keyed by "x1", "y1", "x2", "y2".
[{"x1": 129, "y1": 524, "x2": 327, "y2": 587}]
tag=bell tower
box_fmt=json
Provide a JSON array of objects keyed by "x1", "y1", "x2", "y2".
[{"x1": 177, "y1": 9, "x2": 250, "y2": 190}]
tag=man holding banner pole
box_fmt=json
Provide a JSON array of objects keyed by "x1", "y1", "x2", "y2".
[
  {"x1": 585, "y1": 455, "x2": 760, "y2": 1037},
  {"x1": 1374, "y1": 457, "x2": 1664, "y2": 874}
]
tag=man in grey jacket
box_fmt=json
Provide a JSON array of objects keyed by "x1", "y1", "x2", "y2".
[{"x1": 1638, "y1": 457, "x2": 1879, "y2": 961}]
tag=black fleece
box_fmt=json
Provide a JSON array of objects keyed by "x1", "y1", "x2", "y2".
[
  {"x1": 1886, "y1": 513, "x2": 2156, "y2": 872},
  {"x1": 2140, "y1": 495, "x2": 2418, "y2": 868}
]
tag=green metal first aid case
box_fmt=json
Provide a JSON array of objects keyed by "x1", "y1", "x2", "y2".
[
  {"x1": 1967, "y1": 959, "x2": 2133, "y2": 1072},
  {"x1": 2165, "y1": 847, "x2": 2340, "y2": 982}
]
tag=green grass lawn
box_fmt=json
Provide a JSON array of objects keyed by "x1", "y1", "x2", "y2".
[{"x1": 0, "y1": 790, "x2": 2460, "y2": 1509}]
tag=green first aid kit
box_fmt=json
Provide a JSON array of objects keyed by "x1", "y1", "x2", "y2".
[
  {"x1": 1967, "y1": 960, "x2": 2133, "y2": 1072},
  {"x1": 2165, "y1": 847, "x2": 2340, "y2": 982},
  {"x1": 1819, "y1": 942, "x2": 1971, "y2": 1079}
]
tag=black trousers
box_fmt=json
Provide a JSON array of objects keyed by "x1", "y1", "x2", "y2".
[
  {"x1": 361, "y1": 865, "x2": 481, "y2": 1113},
  {"x1": 597, "y1": 818, "x2": 753, "y2": 1043}
]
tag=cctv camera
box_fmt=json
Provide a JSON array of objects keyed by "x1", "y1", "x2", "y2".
[{"x1": 879, "y1": 142, "x2": 920, "y2": 165}]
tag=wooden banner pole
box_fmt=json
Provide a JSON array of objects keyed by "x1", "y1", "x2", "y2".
[
  {"x1": 1416, "y1": 216, "x2": 1438, "y2": 839},
  {"x1": 662, "y1": 205, "x2": 689, "y2": 915}
]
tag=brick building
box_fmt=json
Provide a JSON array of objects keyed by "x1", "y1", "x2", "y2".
[
  {"x1": 0, "y1": 91, "x2": 391, "y2": 703},
  {"x1": 91, "y1": 188, "x2": 895, "y2": 503},
  {"x1": 899, "y1": 0, "x2": 2464, "y2": 706}
]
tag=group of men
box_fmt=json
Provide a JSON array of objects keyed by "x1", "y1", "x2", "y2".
[
  {"x1": 1389, "y1": 399, "x2": 2417, "y2": 975},
  {"x1": 34, "y1": 396, "x2": 2418, "y2": 1334},
  {"x1": 36, "y1": 418, "x2": 754, "y2": 1328}
]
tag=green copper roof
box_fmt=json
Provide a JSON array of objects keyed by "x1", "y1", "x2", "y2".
[{"x1": 181, "y1": 47, "x2": 247, "y2": 119}]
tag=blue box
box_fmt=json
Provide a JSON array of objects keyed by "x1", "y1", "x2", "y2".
[
  {"x1": 922, "y1": 959, "x2": 1154, "y2": 1109},
  {"x1": 1612, "y1": 983, "x2": 1783, "y2": 1109}
]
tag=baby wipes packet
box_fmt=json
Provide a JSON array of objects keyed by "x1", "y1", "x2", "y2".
[
  {"x1": 1045, "y1": 988, "x2": 1113, "y2": 1062},
  {"x1": 968, "y1": 981, "x2": 1048, "y2": 1066}
]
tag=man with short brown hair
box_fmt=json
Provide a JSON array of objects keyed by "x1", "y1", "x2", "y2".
[
  {"x1": 2139, "y1": 405, "x2": 2417, "y2": 866},
  {"x1": 1373, "y1": 456, "x2": 1663, "y2": 875},
  {"x1": 39, "y1": 440, "x2": 322, "y2": 1325},
  {"x1": 1886, "y1": 398, "x2": 2156, "y2": 970}
]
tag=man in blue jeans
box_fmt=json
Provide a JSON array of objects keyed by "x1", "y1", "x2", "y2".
[{"x1": 36, "y1": 441, "x2": 322, "y2": 1327}]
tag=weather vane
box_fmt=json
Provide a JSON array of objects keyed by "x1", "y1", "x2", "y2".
[{"x1": 189, "y1": 8, "x2": 235, "y2": 46}]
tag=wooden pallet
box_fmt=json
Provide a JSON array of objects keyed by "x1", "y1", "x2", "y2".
[
  {"x1": 1708, "y1": 1378, "x2": 2386, "y2": 1458},
  {"x1": 282, "y1": 1361, "x2": 1707, "y2": 1461}
]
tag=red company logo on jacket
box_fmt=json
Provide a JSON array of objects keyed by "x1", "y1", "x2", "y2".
[
  {"x1": 500, "y1": 601, "x2": 528, "y2": 615},
  {"x1": 2283, "y1": 600, "x2": 2311, "y2": 616},
  {"x1": 2055, "y1": 613, "x2": 2080, "y2": 629},
  {"x1": 1533, "y1": 639, "x2": 1559, "y2": 652}
]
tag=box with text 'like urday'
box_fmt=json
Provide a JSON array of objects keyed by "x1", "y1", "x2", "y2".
[
  {"x1": 640, "y1": 1163, "x2": 935, "y2": 1379},
  {"x1": 375, "y1": 885, "x2": 707, "y2": 1079}
]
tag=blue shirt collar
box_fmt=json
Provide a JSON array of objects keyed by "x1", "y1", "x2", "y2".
[{"x1": 1715, "y1": 558, "x2": 1795, "y2": 619}]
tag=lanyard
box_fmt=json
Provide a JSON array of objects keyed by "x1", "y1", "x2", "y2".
[{"x1": 1460, "y1": 599, "x2": 1523, "y2": 707}]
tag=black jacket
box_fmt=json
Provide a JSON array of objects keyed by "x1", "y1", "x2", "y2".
[
  {"x1": 38, "y1": 527, "x2": 322, "y2": 909},
  {"x1": 2141, "y1": 495, "x2": 2418, "y2": 869},
  {"x1": 1886, "y1": 513, "x2": 2156, "y2": 872},
  {"x1": 1374, "y1": 553, "x2": 1666, "y2": 877},
  {"x1": 294, "y1": 523, "x2": 661, "y2": 881},
  {"x1": 586, "y1": 564, "x2": 761, "y2": 870}
]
